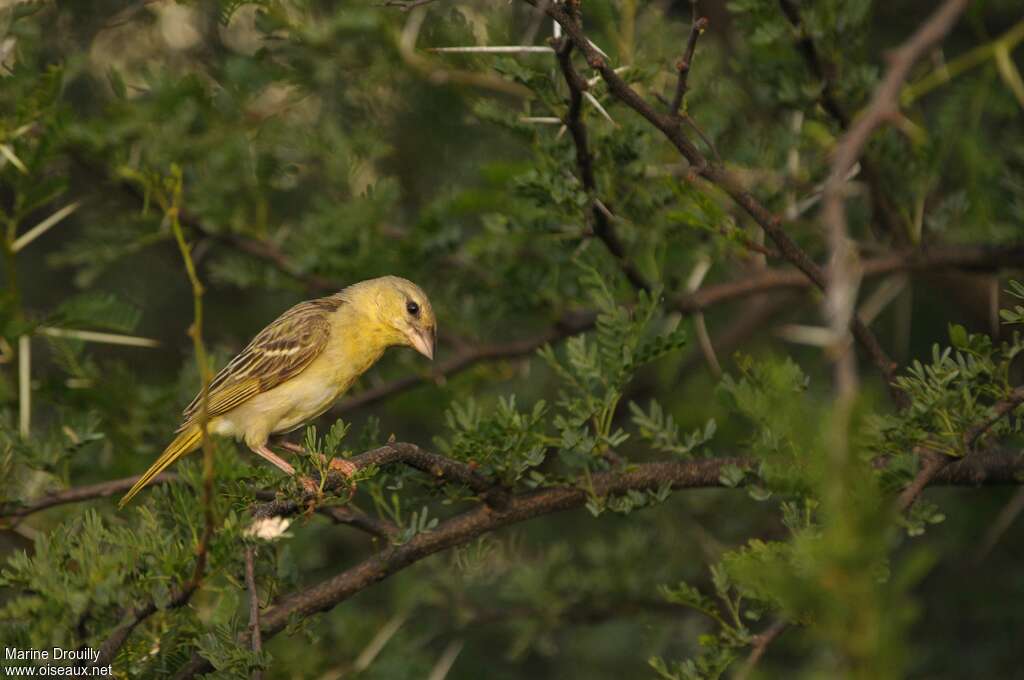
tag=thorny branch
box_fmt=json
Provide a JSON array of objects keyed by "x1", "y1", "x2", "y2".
[
  {"x1": 668, "y1": 12, "x2": 709, "y2": 116},
  {"x1": 29, "y1": 436, "x2": 1024, "y2": 673},
  {"x1": 251, "y1": 442, "x2": 505, "y2": 520},
  {"x1": 171, "y1": 448, "x2": 1024, "y2": 679},
  {"x1": 528, "y1": 0, "x2": 902, "y2": 399},
  {"x1": 377, "y1": 0, "x2": 440, "y2": 11},
  {"x1": 244, "y1": 546, "x2": 263, "y2": 680},
  {"x1": 735, "y1": 619, "x2": 788, "y2": 680},
  {"x1": 554, "y1": 14, "x2": 651, "y2": 294}
]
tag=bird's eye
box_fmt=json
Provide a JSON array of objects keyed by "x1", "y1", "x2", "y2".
[{"x1": 406, "y1": 301, "x2": 420, "y2": 316}]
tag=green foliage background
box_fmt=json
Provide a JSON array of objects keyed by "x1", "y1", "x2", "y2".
[{"x1": 1, "y1": 0, "x2": 1023, "y2": 678}]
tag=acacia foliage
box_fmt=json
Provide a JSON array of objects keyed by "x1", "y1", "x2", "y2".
[{"x1": 1, "y1": 1, "x2": 1023, "y2": 678}]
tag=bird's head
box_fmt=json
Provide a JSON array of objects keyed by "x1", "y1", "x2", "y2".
[{"x1": 355, "y1": 276, "x2": 436, "y2": 360}]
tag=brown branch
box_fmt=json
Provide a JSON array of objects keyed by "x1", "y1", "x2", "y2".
[
  {"x1": 532, "y1": 0, "x2": 901, "y2": 397},
  {"x1": 673, "y1": 243, "x2": 1024, "y2": 314},
  {"x1": 896, "y1": 448, "x2": 949, "y2": 512},
  {"x1": 244, "y1": 546, "x2": 263, "y2": 680},
  {"x1": 317, "y1": 504, "x2": 400, "y2": 540},
  {"x1": 898, "y1": 387, "x2": 1024, "y2": 511},
  {"x1": 554, "y1": 24, "x2": 651, "y2": 293},
  {"x1": 669, "y1": 14, "x2": 709, "y2": 115},
  {"x1": 1, "y1": 472, "x2": 393, "y2": 542},
  {"x1": 171, "y1": 449, "x2": 1024, "y2": 679},
  {"x1": 377, "y1": 0, "x2": 440, "y2": 11},
  {"x1": 965, "y1": 387, "x2": 1024, "y2": 450},
  {"x1": 172, "y1": 457, "x2": 743, "y2": 679},
  {"x1": 931, "y1": 449, "x2": 1024, "y2": 486},
  {"x1": 251, "y1": 442, "x2": 504, "y2": 520},
  {"x1": 0, "y1": 473, "x2": 179, "y2": 522},
  {"x1": 735, "y1": 619, "x2": 788, "y2": 680},
  {"x1": 251, "y1": 485, "x2": 399, "y2": 538},
  {"x1": 91, "y1": 582, "x2": 196, "y2": 668}
]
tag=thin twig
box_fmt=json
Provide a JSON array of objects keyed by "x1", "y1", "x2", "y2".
[
  {"x1": 668, "y1": 14, "x2": 709, "y2": 115},
  {"x1": 554, "y1": 17, "x2": 651, "y2": 292},
  {"x1": 0, "y1": 473, "x2": 179, "y2": 522},
  {"x1": 427, "y1": 640, "x2": 464, "y2": 680},
  {"x1": 686, "y1": 257, "x2": 721, "y2": 376},
  {"x1": 244, "y1": 547, "x2": 263, "y2": 680},
  {"x1": 10, "y1": 201, "x2": 81, "y2": 253},
  {"x1": 251, "y1": 442, "x2": 504, "y2": 520},
  {"x1": 965, "y1": 387, "x2": 1024, "y2": 450},
  {"x1": 377, "y1": 0, "x2": 440, "y2": 11},
  {"x1": 974, "y1": 486, "x2": 1024, "y2": 563},
  {"x1": 90, "y1": 172, "x2": 223, "y2": 672},
  {"x1": 316, "y1": 504, "x2": 401, "y2": 540},
  {"x1": 166, "y1": 169, "x2": 217, "y2": 592},
  {"x1": 735, "y1": 619, "x2": 788, "y2": 680}
]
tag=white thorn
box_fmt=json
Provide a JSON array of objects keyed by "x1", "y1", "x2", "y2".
[
  {"x1": 583, "y1": 91, "x2": 616, "y2": 126},
  {"x1": 18, "y1": 335, "x2": 30, "y2": 437},
  {"x1": 12, "y1": 201, "x2": 81, "y2": 253},
  {"x1": 427, "y1": 45, "x2": 554, "y2": 54},
  {"x1": 587, "y1": 39, "x2": 610, "y2": 60},
  {"x1": 37, "y1": 326, "x2": 160, "y2": 348}
]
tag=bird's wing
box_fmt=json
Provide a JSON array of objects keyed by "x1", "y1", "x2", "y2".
[{"x1": 180, "y1": 296, "x2": 343, "y2": 426}]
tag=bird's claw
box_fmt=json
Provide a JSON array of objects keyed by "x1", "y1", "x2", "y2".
[
  {"x1": 329, "y1": 457, "x2": 357, "y2": 477},
  {"x1": 299, "y1": 476, "x2": 321, "y2": 497}
]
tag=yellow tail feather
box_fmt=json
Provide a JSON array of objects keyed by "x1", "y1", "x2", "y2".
[{"x1": 119, "y1": 426, "x2": 203, "y2": 508}]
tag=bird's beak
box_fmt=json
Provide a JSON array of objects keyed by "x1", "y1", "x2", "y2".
[{"x1": 407, "y1": 326, "x2": 434, "y2": 360}]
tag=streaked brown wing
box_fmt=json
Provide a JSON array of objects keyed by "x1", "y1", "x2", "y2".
[{"x1": 180, "y1": 295, "x2": 343, "y2": 426}]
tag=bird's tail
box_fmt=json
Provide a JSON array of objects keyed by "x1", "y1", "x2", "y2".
[{"x1": 119, "y1": 426, "x2": 203, "y2": 508}]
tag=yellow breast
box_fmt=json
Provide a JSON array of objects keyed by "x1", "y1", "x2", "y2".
[{"x1": 214, "y1": 304, "x2": 391, "y2": 446}]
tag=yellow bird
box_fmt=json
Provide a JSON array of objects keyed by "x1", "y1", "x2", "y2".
[{"x1": 119, "y1": 276, "x2": 435, "y2": 507}]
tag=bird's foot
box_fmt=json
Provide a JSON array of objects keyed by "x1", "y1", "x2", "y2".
[
  {"x1": 251, "y1": 444, "x2": 297, "y2": 476},
  {"x1": 276, "y1": 440, "x2": 307, "y2": 456},
  {"x1": 329, "y1": 457, "x2": 357, "y2": 477},
  {"x1": 299, "y1": 476, "x2": 321, "y2": 497}
]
